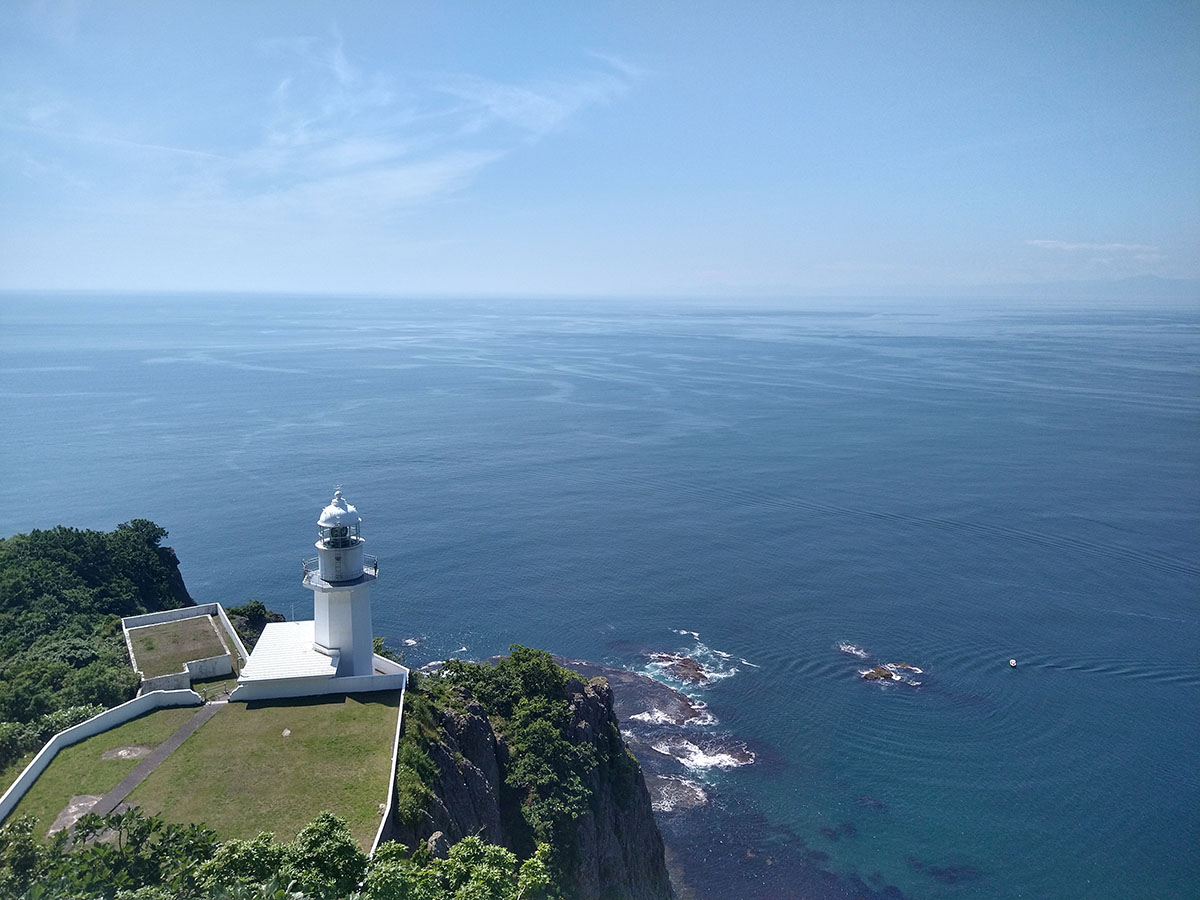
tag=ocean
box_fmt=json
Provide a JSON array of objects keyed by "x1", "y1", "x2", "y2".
[{"x1": 1, "y1": 293, "x2": 1196, "y2": 899}]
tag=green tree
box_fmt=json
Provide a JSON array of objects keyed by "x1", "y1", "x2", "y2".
[
  {"x1": 199, "y1": 832, "x2": 286, "y2": 892},
  {"x1": 280, "y1": 812, "x2": 368, "y2": 900},
  {"x1": 364, "y1": 837, "x2": 551, "y2": 900}
]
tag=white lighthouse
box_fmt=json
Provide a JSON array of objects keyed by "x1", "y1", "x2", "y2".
[
  {"x1": 304, "y1": 490, "x2": 377, "y2": 676},
  {"x1": 231, "y1": 488, "x2": 405, "y2": 702}
]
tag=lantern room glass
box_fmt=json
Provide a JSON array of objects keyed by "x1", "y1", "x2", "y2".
[{"x1": 320, "y1": 522, "x2": 359, "y2": 548}]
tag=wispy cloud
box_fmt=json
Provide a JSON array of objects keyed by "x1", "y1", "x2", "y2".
[
  {"x1": 205, "y1": 41, "x2": 639, "y2": 223},
  {"x1": 2, "y1": 120, "x2": 229, "y2": 161},
  {"x1": 1025, "y1": 239, "x2": 1161, "y2": 254},
  {"x1": 437, "y1": 66, "x2": 629, "y2": 138},
  {"x1": 4, "y1": 35, "x2": 639, "y2": 227},
  {"x1": 1025, "y1": 239, "x2": 1166, "y2": 265}
]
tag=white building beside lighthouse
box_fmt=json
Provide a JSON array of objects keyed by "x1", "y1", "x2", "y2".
[{"x1": 231, "y1": 490, "x2": 407, "y2": 702}]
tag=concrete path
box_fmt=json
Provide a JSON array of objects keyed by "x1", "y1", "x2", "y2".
[{"x1": 88, "y1": 701, "x2": 224, "y2": 818}]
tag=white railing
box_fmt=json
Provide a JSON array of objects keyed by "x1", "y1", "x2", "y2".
[{"x1": 301, "y1": 555, "x2": 378, "y2": 579}]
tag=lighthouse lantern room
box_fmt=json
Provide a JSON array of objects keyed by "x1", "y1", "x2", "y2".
[{"x1": 315, "y1": 489, "x2": 366, "y2": 582}]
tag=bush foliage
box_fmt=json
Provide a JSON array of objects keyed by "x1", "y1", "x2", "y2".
[{"x1": 0, "y1": 808, "x2": 549, "y2": 900}]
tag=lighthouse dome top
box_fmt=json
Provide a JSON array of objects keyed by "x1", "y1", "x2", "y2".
[{"x1": 317, "y1": 490, "x2": 362, "y2": 528}]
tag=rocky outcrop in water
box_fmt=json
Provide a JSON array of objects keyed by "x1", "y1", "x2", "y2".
[{"x1": 648, "y1": 653, "x2": 709, "y2": 683}]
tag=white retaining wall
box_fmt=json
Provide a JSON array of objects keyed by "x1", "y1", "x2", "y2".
[
  {"x1": 139, "y1": 672, "x2": 191, "y2": 693},
  {"x1": 0, "y1": 689, "x2": 203, "y2": 825},
  {"x1": 211, "y1": 604, "x2": 251, "y2": 664},
  {"x1": 371, "y1": 679, "x2": 408, "y2": 856},
  {"x1": 230, "y1": 664, "x2": 407, "y2": 703},
  {"x1": 140, "y1": 653, "x2": 234, "y2": 693}
]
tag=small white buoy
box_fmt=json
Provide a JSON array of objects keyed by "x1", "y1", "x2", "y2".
[{"x1": 1009, "y1": 659, "x2": 1017, "y2": 668}]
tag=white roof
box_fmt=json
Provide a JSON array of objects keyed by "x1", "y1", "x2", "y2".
[
  {"x1": 318, "y1": 490, "x2": 362, "y2": 528},
  {"x1": 238, "y1": 621, "x2": 339, "y2": 681}
]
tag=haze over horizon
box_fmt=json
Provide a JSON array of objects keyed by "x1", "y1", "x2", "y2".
[{"x1": 2, "y1": 1, "x2": 1197, "y2": 298}]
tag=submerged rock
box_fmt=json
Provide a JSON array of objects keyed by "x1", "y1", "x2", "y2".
[
  {"x1": 861, "y1": 666, "x2": 898, "y2": 681},
  {"x1": 649, "y1": 653, "x2": 709, "y2": 683}
]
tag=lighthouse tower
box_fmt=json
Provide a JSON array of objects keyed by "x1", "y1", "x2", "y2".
[{"x1": 304, "y1": 490, "x2": 377, "y2": 676}]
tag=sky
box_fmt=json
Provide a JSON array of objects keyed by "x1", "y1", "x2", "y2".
[{"x1": 1, "y1": 1, "x2": 1197, "y2": 297}]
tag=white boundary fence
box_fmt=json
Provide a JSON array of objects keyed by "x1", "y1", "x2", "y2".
[
  {"x1": 371, "y1": 673, "x2": 408, "y2": 855},
  {"x1": 0, "y1": 689, "x2": 203, "y2": 825}
]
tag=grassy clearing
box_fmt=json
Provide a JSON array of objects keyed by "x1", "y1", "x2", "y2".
[
  {"x1": 128, "y1": 691, "x2": 400, "y2": 850},
  {"x1": 4, "y1": 706, "x2": 201, "y2": 837},
  {"x1": 129, "y1": 616, "x2": 229, "y2": 678}
]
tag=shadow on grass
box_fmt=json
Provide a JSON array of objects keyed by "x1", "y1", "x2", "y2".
[{"x1": 244, "y1": 690, "x2": 399, "y2": 711}]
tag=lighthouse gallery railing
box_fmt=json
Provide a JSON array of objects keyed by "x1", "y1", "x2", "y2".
[{"x1": 302, "y1": 554, "x2": 378, "y2": 579}]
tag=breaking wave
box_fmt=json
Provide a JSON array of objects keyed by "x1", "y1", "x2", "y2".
[
  {"x1": 641, "y1": 629, "x2": 759, "y2": 688},
  {"x1": 651, "y1": 736, "x2": 755, "y2": 771},
  {"x1": 649, "y1": 775, "x2": 709, "y2": 813}
]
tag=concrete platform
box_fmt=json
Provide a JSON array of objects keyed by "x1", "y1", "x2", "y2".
[{"x1": 237, "y1": 622, "x2": 339, "y2": 682}]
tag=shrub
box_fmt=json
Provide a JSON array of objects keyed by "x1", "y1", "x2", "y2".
[
  {"x1": 280, "y1": 812, "x2": 368, "y2": 900},
  {"x1": 199, "y1": 832, "x2": 285, "y2": 891}
]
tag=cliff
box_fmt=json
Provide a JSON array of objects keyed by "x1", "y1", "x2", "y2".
[{"x1": 389, "y1": 653, "x2": 675, "y2": 900}]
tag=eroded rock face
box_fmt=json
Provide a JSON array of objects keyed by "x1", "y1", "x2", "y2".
[
  {"x1": 401, "y1": 698, "x2": 506, "y2": 847},
  {"x1": 565, "y1": 677, "x2": 676, "y2": 900},
  {"x1": 390, "y1": 675, "x2": 675, "y2": 900}
]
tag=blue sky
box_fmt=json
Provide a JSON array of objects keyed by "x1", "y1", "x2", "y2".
[{"x1": 1, "y1": 1, "x2": 1197, "y2": 296}]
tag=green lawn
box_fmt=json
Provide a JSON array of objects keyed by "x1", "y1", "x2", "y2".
[
  {"x1": 4, "y1": 706, "x2": 201, "y2": 837},
  {"x1": 129, "y1": 616, "x2": 230, "y2": 678},
  {"x1": 128, "y1": 691, "x2": 400, "y2": 850}
]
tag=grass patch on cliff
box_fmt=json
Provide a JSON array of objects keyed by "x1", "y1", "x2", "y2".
[
  {"x1": 5, "y1": 705, "x2": 201, "y2": 838},
  {"x1": 125, "y1": 691, "x2": 400, "y2": 850},
  {"x1": 393, "y1": 670, "x2": 454, "y2": 827},
  {"x1": 128, "y1": 616, "x2": 228, "y2": 678}
]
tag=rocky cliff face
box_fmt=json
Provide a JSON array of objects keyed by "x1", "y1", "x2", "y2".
[
  {"x1": 564, "y1": 676, "x2": 675, "y2": 900},
  {"x1": 391, "y1": 673, "x2": 675, "y2": 900}
]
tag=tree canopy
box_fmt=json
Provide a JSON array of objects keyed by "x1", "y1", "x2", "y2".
[
  {"x1": 0, "y1": 522, "x2": 192, "y2": 769},
  {"x1": 0, "y1": 808, "x2": 550, "y2": 900}
]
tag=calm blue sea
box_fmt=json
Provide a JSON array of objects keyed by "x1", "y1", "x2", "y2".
[{"x1": 1, "y1": 294, "x2": 1197, "y2": 899}]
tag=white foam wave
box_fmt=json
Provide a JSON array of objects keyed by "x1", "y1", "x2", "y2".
[
  {"x1": 840, "y1": 642, "x2": 869, "y2": 658},
  {"x1": 631, "y1": 708, "x2": 678, "y2": 725},
  {"x1": 660, "y1": 629, "x2": 758, "y2": 686},
  {"x1": 650, "y1": 776, "x2": 709, "y2": 812},
  {"x1": 687, "y1": 701, "x2": 717, "y2": 726},
  {"x1": 651, "y1": 738, "x2": 754, "y2": 771}
]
